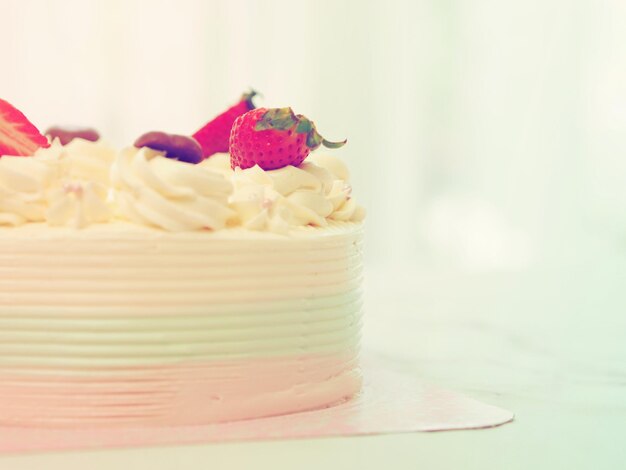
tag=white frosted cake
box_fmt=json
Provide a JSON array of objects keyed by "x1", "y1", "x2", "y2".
[
  {"x1": 0, "y1": 221, "x2": 363, "y2": 426},
  {"x1": 0, "y1": 97, "x2": 365, "y2": 427}
]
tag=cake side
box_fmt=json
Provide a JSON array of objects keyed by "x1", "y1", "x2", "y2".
[{"x1": 0, "y1": 222, "x2": 364, "y2": 426}]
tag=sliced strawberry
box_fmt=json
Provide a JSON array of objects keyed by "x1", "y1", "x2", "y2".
[
  {"x1": 0, "y1": 99, "x2": 49, "y2": 157},
  {"x1": 192, "y1": 90, "x2": 257, "y2": 159},
  {"x1": 229, "y1": 107, "x2": 346, "y2": 171}
]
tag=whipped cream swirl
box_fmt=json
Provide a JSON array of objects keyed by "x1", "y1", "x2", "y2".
[
  {"x1": 44, "y1": 139, "x2": 115, "y2": 228},
  {"x1": 58, "y1": 138, "x2": 116, "y2": 186},
  {"x1": 0, "y1": 139, "x2": 118, "y2": 228},
  {"x1": 46, "y1": 180, "x2": 111, "y2": 229},
  {"x1": 0, "y1": 140, "x2": 363, "y2": 231},
  {"x1": 0, "y1": 153, "x2": 58, "y2": 226},
  {"x1": 111, "y1": 147, "x2": 235, "y2": 231},
  {"x1": 203, "y1": 154, "x2": 365, "y2": 233}
]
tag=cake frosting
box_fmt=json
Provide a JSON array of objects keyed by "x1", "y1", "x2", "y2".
[
  {"x1": 0, "y1": 139, "x2": 364, "y2": 233},
  {"x1": 0, "y1": 138, "x2": 115, "y2": 228},
  {"x1": 200, "y1": 153, "x2": 364, "y2": 233},
  {"x1": 0, "y1": 138, "x2": 365, "y2": 427},
  {"x1": 111, "y1": 147, "x2": 235, "y2": 231},
  {"x1": 0, "y1": 221, "x2": 362, "y2": 426}
]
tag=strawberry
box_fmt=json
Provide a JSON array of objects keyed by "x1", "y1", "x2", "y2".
[
  {"x1": 192, "y1": 90, "x2": 258, "y2": 159},
  {"x1": 0, "y1": 99, "x2": 49, "y2": 157},
  {"x1": 229, "y1": 107, "x2": 346, "y2": 170}
]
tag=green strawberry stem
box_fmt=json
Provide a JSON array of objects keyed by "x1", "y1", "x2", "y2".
[
  {"x1": 255, "y1": 107, "x2": 346, "y2": 150},
  {"x1": 321, "y1": 137, "x2": 347, "y2": 149},
  {"x1": 241, "y1": 89, "x2": 259, "y2": 109}
]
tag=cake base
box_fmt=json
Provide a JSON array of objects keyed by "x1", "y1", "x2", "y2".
[{"x1": 0, "y1": 354, "x2": 361, "y2": 427}]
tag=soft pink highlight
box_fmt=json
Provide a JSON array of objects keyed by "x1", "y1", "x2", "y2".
[{"x1": 0, "y1": 354, "x2": 361, "y2": 427}]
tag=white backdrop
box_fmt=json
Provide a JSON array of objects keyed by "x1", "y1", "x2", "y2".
[{"x1": 2, "y1": 0, "x2": 625, "y2": 271}]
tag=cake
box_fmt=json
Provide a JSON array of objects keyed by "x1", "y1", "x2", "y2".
[{"x1": 0, "y1": 96, "x2": 365, "y2": 427}]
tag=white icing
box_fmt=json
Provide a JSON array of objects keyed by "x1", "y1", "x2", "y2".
[
  {"x1": 0, "y1": 139, "x2": 118, "y2": 228},
  {"x1": 46, "y1": 181, "x2": 111, "y2": 229},
  {"x1": 58, "y1": 138, "x2": 116, "y2": 186},
  {"x1": 0, "y1": 154, "x2": 57, "y2": 226},
  {"x1": 209, "y1": 154, "x2": 366, "y2": 233},
  {"x1": 111, "y1": 147, "x2": 235, "y2": 231},
  {"x1": 0, "y1": 221, "x2": 363, "y2": 367},
  {"x1": 0, "y1": 140, "x2": 364, "y2": 232}
]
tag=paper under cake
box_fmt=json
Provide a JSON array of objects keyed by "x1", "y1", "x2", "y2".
[{"x1": 0, "y1": 95, "x2": 365, "y2": 426}]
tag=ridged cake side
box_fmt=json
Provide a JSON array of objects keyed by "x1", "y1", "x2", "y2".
[{"x1": 0, "y1": 221, "x2": 363, "y2": 426}]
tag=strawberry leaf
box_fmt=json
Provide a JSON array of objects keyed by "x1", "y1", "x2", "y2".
[
  {"x1": 306, "y1": 128, "x2": 323, "y2": 149},
  {"x1": 295, "y1": 116, "x2": 313, "y2": 134},
  {"x1": 255, "y1": 107, "x2": 298, "y2": 131}
]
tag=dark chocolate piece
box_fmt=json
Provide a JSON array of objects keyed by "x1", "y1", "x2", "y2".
[
  {"x1": 134, "y1": 131, "x2": 203, "y2": 164},
  {"x1": 45, "y1": 126, "x2": 100, "y2": 145}
]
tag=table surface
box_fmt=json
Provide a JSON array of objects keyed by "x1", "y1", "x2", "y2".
[{"x1": 3, "y1": 254, "x2": 625, "y2": 469}]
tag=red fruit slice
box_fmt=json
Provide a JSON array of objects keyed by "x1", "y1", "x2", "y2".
[
  {"x1": 0, "y1": 99, "x2": 50, "y2": 157},
  {"x1": 192, "y1": 90, "x2": 258, "y2": 159}
]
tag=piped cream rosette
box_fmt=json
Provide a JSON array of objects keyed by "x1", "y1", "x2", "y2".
[
  {"x1": 111, "y1": 147, "x2": 235, "y2": 231},
  {"x1": 0, "y1": 140, "x2": 364, "y2": 233},
  {"x1": 0, "y1": 138, "x2": 116, "y2": 228},
  {"x1": 201, "y1": 153, "x2": 365, "y2": 234}
]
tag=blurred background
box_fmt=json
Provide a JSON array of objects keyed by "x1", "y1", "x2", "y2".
[{"x1": 2, "y1": 0, "x2": 625, "y2": 272}]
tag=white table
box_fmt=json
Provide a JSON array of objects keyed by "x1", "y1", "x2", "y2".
[{"x1": 3, "y1": 256, "x2": 625, "y2": 469}]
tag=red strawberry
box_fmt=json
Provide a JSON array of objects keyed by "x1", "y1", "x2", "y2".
[
  {"x1": 229, "y1": 107, "x2": 346, "y2": 170},
  {"x1": 0, "y1": 99, "x2": 49, "y2": 157},
  {"x1": 192, "y1": 90, "x2": 258, "y2": 159}
]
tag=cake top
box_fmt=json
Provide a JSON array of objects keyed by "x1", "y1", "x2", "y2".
[{"x1": 0, "y1": 95, "x2": 364, "y2": 233}]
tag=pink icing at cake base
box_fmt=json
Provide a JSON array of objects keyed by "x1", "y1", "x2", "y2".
[
  {"x1": 0, "y1": 353, "x2": 361, "y2": 427},
  {"x1": 0, "y1": 353, "x2": 514, "y2": 456}
]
